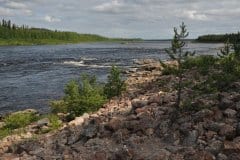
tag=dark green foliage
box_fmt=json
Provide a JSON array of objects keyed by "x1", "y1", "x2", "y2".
[
  {"x1": 0, "y1": 19, "x2": 110, "y2": 45},
  {"x1": 104, "y1": 66, "x2": 126, "y2": 99},
  {"x1": 197, "y1": 32, "x2": 240, "y2": 43},
  {"x1": 183, "y1": 55, "x2": 217, "y2": 75},
  {"x1": 161, "y1": 66, "x2": 178, "y2": 75},
  {"x1": 50, "y1": 75, "x2": 107, "y2": 117},
  {"x1": 218, "y1": 39, "x2": 231, "y2": 58},
  {"x1": 0, "y1": 19, "x2": 142, "y2": 45},
  {"x1": 163, "y1": 22, "x2": 195, "y2": 108}
]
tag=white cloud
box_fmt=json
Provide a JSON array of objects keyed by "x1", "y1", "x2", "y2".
[
  {"x1": 1, "y1": 0, "x2": 240, "y2": 38},
  {"x1": 23, "y1": 9, "x2": 32, "y2": 16},
  {"x1": 93, "y1": 0, "x2": 122, "y2": 13},
  {"x1": 181, "y1": 10, "x2": 209, "y2": 21},
  {"x1": 6, "y1": 1, "x2": 27, "y2": 9},
  {"x1": 44, "y1": 15, "x2": 61, "y2": 23},
  {"x1": 0, "y1": 7, "x2": 14, "y2": 16}
]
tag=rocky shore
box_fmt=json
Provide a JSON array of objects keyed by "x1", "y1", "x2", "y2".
[{"x1": 1, "y1": 59, "x2": 240, "y2": 160}]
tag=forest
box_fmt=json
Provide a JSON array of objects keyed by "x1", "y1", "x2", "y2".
[
  {"x1": 0, "y1": 19, "x2": 138, "y2": 45},
  {"x1": 197, "y1": 32, "x2": 240, "y2": 43}
]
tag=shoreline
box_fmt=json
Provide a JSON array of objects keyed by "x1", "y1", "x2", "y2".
[{"x1": 1, "y1": 57, "x2": 240, "y2": 159}]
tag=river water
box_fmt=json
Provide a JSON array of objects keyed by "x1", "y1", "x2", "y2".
[{"x1": 0, "y1": 41, "x2": 223, "y2": 114}]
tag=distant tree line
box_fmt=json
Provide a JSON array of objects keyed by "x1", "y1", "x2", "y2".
[
  {"x1": 197, "y1": 32, "x2": 240, "y2": 43},
  {"x1": 0, "y1": 19, "x2": 109, "y2": 42}
]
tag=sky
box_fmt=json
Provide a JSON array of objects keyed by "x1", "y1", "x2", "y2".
[{"x1": 0, "y1": 0, "x2": 240, "y2": 39}]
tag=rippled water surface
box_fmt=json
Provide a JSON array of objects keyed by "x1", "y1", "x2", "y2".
[{"x1": 0, "y1": 41, "x2": 223, "y2": 114}]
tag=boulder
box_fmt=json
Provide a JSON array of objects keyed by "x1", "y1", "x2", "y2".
[
  {"x1": 223, "y1": 108, "x2": 237, "y2": 118},
  {"x1": 69, "y1": 117, "x2": 84, "y2": 126},
  {"x1": 149, "y1": 149, "x2": 171, "y2": 160},
  {"x1": 36, "y1": 118, "x2": 50, "y2": 127},
  {"x1": 205, "y1": 131, "x2": 217, "y2": 140},
  {"x1": 236, "y1": 101, "x2": 240, "y2": 111},
  {"x1": 181, "y1": 130, "x2": 199, "y2": 146},
  {"x1": 219, "y1": 98, "x2": 234, "y2": 110},
  {"x1": 223, "y1": 139, "x2": 240, "y2": 153},
  {"x1": 236, "y1": 123, "x2": 240, "y2": 136},
  {"x1": 105, "y1": 118, "x2": 123, "y2": 132},
  {"x1": 148, "y1": 95, "x2": 163, "y2": 105},
  {"x1": 131, "y1": 99, "x2": 148, "y2": 110},
  {"x1": 194, "y1": 109, "x2": 214, "y2": 122},
  {"x1": 207, "y1": 140, "x2": 223, "y2": 155},
  {"x1": 219, "y1": 124, "x2": 236, "y2": 140},
  {"x1": 205, "y1": 122, "x2": 224, "y2": 132},
  {"x1": 217, "y1": 153, "x2": 228, "y2": 160},
  {"x1": 81, "y1": 121, "x2": 99, "y2": 138}
]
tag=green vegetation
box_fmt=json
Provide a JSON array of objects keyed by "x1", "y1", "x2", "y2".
[
  {"x1": 196, "y1": 32, "x2": 240, "y2": 43},
  {"x1": 48, "y1": 114, "x2": 62, "y2": 130},
  {"x1": 0, "y1": 111, "x2": 63, "y2": 139},
  {"x1": 162, "y1": 22, "x2": 195, "y2": 108},
  {"x1": 104, "y1": 66, "x2": 126, "y2": 99},
  {"x1": 51, "y1": 66, "x2": 126, "y2": 119},
  {"x1": 161, "y1": 23, "x2": 240, "y2": 112},
  {"x1": 183, "y1": 55, "x2": 218, "y2": 75},
  {"x1": 0, "y1": 19, "x2": 142, "y2": 46},
  {"x1": 51, "y1": 74, "x2": 107, "y2": 119},
  {"x1": 0, "y1": 112, "x2": 38, "y2": 139},
  {"x1": 4, "y1": 112, "x2": 38, "y2": 130}
]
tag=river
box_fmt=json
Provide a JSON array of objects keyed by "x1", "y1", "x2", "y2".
[{"x1": 0, "y1": 41, "x2": 223, "y2": 114}]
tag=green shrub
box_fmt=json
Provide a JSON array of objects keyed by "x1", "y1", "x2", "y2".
[
  {"x1": 161, "y1": 65, "x2": 179, "y2": 75},
  {"x1": 0, "y1": 128, "x2": 10, "y2": 139},
  {"x1": 51, "y1": 74, "x2": 107, "y2": 117},
  {"x1": 180, "y1": 98, "x2": 210, "y2": 112},
  {"x1": 48, "y1": 114, "x2": 62, "y2": 130},
  {"x1": 104, "y1": 66, "x2": 126, "y2": 99},
  {"x1": 50, "y1": 100, "x2": 67, "y2": 114},
  {"x1": 4, "y1": 112, "x2": 37, "y2": 130},
  {"x1": 183, "y1": 55, "x2": 217, "y2": 75}
]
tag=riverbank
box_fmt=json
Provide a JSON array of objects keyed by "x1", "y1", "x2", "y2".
[
  {"x1": 1, "y1": 57, "x2": 240, "y2": 159},
  {"x1": 0, "y1": 38, "x2": 142, "y2": 46}
]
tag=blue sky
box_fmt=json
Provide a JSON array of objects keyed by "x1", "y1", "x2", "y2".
[{"x1": 0, "y1": 0, "x2": 240, "y2": 39}]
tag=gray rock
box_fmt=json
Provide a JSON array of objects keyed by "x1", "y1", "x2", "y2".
[
  {"x1": 131, "y1": 99, "x2": 148, "y2": 110},
  {"x1": 219, "y1": 98, "x2": 234, "y2": 110},
  {"x1": 217, "y1": 153, "x2": 228, "y2": 160},
  {"x1": 223, "y1": 108, "x2": 237, "y2": 118},
  {"x1": 194, "y1": 109, "x2": 214, "y2": 122},
  {"x1": 207, "y1": 140, "x2": 223, "y2": 155},
  {"x1": 219, "y1": 124, "x2": 236, "y2": 140},
  {"x1": 81, "y1": 122, "x2": 98, "y2": 138},
  {"x1": 182, "y1": 130, "x2": 198, "y2": 146},
  {"x1": 236, "y1": 101, "x2": 240, "y2": 111},
  {"x1": 149, "y1": 149, "x2": 171, "y2": 160},
  {"x1": 205, "y1": 122, "x2": 224, "y2": 132},
  {"x1": 179, "y1": 122, "x2": 192, "y2": 135},
  {"x1": 236, "y1": 123, "x2": 240, "y2": 136},
  {"x1": 36, "y1": 118, "x2": 50, "y2": 127},
  {"x1": 156, "y1": 120, "x2": 171, "y2": 136}
]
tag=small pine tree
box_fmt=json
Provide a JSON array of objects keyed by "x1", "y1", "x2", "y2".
[
  {"x1": 104, "y1": 66, "x2": 126, "y2": 99},
  {"x1": 218, "y1": 39, "x2": 231, "y2": 58},
  {"x1": 164, "y1": 22, "x2": 195, "y2": 108}
]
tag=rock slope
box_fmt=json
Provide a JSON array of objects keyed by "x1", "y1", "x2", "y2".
[{"x1": 1, "y1": 59, "x2": 240, "y2": 160}]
